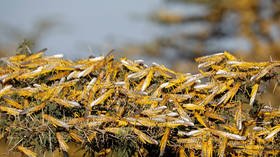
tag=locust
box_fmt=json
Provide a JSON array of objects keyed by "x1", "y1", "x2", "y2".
[
  {"x1": 132, "y1": 128, "x2": 158, "y2": 145},
  {"x1": 56, "y1": 132, "x2": 69, "y2": 153},
  {"x1": 42, "y1": 114, "x2": 70, "y2": 129},
  {"x1": 159, "y1": 128, "x2": 170, "y2": 157},
  {"x1": 17, "y1": 146, "x2": 37, "y2": 157},
  {"x1": 0, "y1": 106, "x2": 22, "y2": 116},
  {"x1": 0, "y1": 51, "x2": 279, "y2": 156}
]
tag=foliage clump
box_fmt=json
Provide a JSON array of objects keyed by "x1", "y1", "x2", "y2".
[{"x1": 0, "y1": 50, "x2": 279, "y2": 156}]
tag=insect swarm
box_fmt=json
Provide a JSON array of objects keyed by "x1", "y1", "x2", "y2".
[{"x1": 0, "y1": 50, "x2": 279, "y2": 157}]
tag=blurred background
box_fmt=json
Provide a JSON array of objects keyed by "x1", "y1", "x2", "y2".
[{"x1": 1, "y1": 0, "x2": 280, "y2": 73}]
